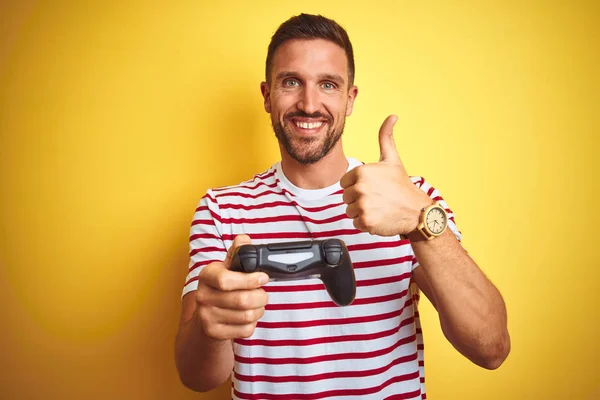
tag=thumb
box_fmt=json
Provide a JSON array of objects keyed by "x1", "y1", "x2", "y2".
[
  {"x1": 378, "y1": 115, "x2": 401, "y2": 163},
  {"x1": 224, "y1": 234, "x2": 252, "y2": 267}
]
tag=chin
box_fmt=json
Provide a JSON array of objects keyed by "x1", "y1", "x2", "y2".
[
  {"x1": 289, "y1": 151, "x2": 324, "y2": 165},
  {"x1": 290, "y1": 145, "x2": 335, "y2": 165}
]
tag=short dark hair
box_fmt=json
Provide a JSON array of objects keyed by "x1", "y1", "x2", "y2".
[{"x1": 265, "y1": 13, "x2": 355, "y2": 86}]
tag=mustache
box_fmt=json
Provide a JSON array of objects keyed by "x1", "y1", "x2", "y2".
[{"x1": 284, "y1": 111, "x2": 332, "y2": 124}]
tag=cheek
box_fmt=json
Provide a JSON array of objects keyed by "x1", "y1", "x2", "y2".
[
  {"x1": 272, "y1": 92, "x2": 297, "y2": 108},
  {"x1": 323, "y1": 97, "x2": 347, "y2": 118}
]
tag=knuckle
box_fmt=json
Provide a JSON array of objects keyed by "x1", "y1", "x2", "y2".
[
  {"x1": 345, "y1": 205, "x2": 353, "y2": 218},
  {"x1": 259, "y1": 290, "x2": 269, "y2": 306},
  {"x1": 365, "y1": 219, "x2": 375, "y2": 233},
  {"x1": 359, "y1": 215, "x2": 369, "y2": 227},
  {"x1": 243, "y1": 309, "x2": 256, "y2": 324},
  {"x1": 356, "y1": 198, "x2": 368, "y2": 211},
  {"x1": 196, "y1": 306, "x2": 211, "y2": 326},
  {"x1": 342, "y1": 191, "x2": 351, "y2": 204},
  {"x1": 354, "y1": 182, "x2": 365, "y2": 194},
  {"x1": 216, "y1": 273, "x2": 231, "y2": 291},
  {"x1": 358, "y1": 216, "x2": 373, "y2": 233},
  {"x1": 240, "y1": 324, "x2": 256, "y2": 338},
  {"x1": 366, "y1": 220, "x2": 379, "y2": 235},
  {"x1": 199, "y1": 262, "x2": 225, "y2": 282},
  {"x1": 196, "y1": 266, "x2": 210, "y2": 282},
  {"x1": 236, "y1": 292, "x2": 251, "y2": 309},
  {"x1": 355, "y1": 166, "x2": 365, "y2": 179},
  {"x1": 203, "y1": 322, "x2": 219, "y2": 339},
  {"x1": 195, "y1": 287, "x2": 208, "y2": 305}
]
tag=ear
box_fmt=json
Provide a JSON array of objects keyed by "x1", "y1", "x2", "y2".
[
  {"x1": 260, "y1": 81, "x2": 271, "y2": 113},
  {"x1": 345, "y1": 85, "x2": 358, "y2": 116}
]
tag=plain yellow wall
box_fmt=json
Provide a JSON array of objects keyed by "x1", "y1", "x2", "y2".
[{"x1": 1, "y1": 1, "x2": 598, "y2": 399}]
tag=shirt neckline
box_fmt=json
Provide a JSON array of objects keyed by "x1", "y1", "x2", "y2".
[{"x1": 274, "y1": 157, "x2": 363, "y2": 200}]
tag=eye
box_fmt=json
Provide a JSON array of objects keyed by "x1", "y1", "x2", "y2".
[
  {"x1": 322, "y1": 82, "x2": 336, "y2": 90},
  {"x1": 283, "y1": 79, "x2": 300, "y2": 87}
]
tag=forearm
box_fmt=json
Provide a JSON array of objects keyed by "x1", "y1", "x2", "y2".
[
  {"x1": 175, "y1": 310, "x2": 234, "y2": 392},
  {"x1": 411, "y1": 229, "x2": 510, "y2": 369}
]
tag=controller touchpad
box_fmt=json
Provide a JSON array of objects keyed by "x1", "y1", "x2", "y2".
[{"x1": 267, "y1": 252, "x2": 314, "y2": 265}]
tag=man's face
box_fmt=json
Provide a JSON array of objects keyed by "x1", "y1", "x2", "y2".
[{"x1": 261, "y1": 39, "x2": 358, "y2": 164}]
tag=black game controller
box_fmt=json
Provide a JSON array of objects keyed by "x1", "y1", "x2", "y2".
[{"x1": 229, "y1": 239, "x2": 356, "y2": 306}]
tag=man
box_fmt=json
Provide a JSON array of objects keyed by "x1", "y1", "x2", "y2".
[{"x1": 175, "y1": 13, "x2": 510, "y2": 399}]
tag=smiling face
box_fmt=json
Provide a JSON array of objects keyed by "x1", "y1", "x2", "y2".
[{"x1": 261, "y1": 39, "x2": 358, "y2": 164}]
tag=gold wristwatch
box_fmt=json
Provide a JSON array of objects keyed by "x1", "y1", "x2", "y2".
[{"x1": 402, "y1": 202, "x2": 448, "y2": 241}]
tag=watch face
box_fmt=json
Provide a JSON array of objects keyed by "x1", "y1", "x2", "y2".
[{"x1": 426, "y1": 207, "x2": 447, "y2": 235}]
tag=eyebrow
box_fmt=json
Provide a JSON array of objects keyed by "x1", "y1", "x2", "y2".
[{"x1": 275, "y1": 71, "x2": 346, "y2": 86}]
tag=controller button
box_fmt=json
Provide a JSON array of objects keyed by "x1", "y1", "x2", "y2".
[
  {"x1": 240, "y1": 254, "x2": 257, "y2": 272},
  {"x1": 239, "y1": 246, "x2": 258, "y2": 272},
  {"x1": 287, "y1": 265, "x2": 298, "y2": 272},
  {"x1": 323, "y1": 240, "x2": 342, "y2": 265}
]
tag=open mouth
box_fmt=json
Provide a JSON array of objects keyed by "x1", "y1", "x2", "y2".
[
  {"x1": 289, "y1": 118, "x2": 327, "y2": 135},
  {"x1": 294, "y1": 121, "x2": 324, "y2": 129}
]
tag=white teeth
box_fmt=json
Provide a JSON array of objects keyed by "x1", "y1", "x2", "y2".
[{"x1": 295, "y1": 121, "x2": 324, "y2": 129}]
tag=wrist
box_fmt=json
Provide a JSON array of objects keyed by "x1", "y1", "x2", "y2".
[
  {"x1": 400, "y1": 195, "x2": 434, "y2": 241},
  {"x1": 402, "y1": 193, "x2": 451, "y2": 243},
  {"x1": 409, "y1": 195, "x2": 435, "y2": 233}
]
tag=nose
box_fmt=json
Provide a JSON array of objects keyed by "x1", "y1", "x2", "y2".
[{"x1": 297, "y1": 84, "x2": 319, "y2": 115}]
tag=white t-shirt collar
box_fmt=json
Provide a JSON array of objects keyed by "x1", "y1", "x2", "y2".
[{"x1": 274, "y1": 157, "x2": 363, "y2": 200}]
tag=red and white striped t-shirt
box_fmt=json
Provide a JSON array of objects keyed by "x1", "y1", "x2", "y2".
[{"x1": 183, "y1": 157, "x2": 461, "y2": 400}]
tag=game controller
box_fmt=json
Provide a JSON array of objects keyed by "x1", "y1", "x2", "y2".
[{"x1": 229, "y1": 239, "x2": 356, "y2": 306}]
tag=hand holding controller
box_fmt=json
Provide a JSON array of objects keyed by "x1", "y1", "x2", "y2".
[{"x1": 229, "y1": 239, "x2": 356, "y2": 306}]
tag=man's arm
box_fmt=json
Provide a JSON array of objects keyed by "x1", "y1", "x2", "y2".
[
  {"x1": 410, "y1": 229, "x2": 510, "y2": 369},
  {"x1": 340, "y1": 115, "x2": 510, "y2": 369},
  {"x1": 175, "y1": 235, "x2": 269, "y2": 392},
  {"x1": 175, "y1": 293, "x2": 234, "y2": 392}
]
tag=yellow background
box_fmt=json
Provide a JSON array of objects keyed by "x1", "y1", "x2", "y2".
[{"x1": 1, "y1": 1, "x2": 598, "y2": 399}]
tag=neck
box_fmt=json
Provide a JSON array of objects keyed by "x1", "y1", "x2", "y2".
[{"x1": 279, "y1": 143, "x2": 348, "y2": 189}]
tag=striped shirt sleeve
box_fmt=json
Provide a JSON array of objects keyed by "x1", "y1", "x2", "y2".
[
  {"x1": 182, "y1": 189, "x2": 227, "y2": 298},
  {"x1": 410, "y1": 176, "x2": 463, "y2": 271}
]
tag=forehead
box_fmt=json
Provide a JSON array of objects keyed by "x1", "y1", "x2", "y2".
[{"x1": 271, "y1": 39, "x2": 348, "y2": 82}]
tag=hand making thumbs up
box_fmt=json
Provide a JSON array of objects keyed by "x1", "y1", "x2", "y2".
[{"x1": 340, "y1": 115, "x2": 434, "y2": 237}]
